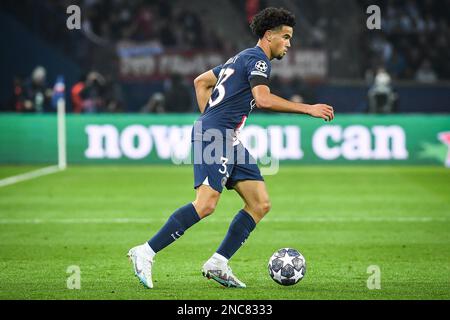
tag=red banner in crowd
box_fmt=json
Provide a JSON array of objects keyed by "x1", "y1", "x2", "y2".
[{"x1": 117, "y1": 41, "x2": 327, "y2": 81}]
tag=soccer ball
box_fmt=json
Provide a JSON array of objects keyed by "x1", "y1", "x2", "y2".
[{"x1": 268, "y1": 248, "x2": 306, "y2": 286}]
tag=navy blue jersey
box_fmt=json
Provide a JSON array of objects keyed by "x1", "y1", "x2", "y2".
[{"x1": 193, "y1": 46, "x2": 271, "y2": 141}]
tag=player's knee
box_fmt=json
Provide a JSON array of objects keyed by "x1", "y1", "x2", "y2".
[
  {"x1": 202, "y1": 202, "x2": 217, "y2": 217},
  {"x1": 260, "y1": 200, "x2": 271, "y2": 216},
  {"x1": 193, "y1": 200, "x2": 217, "y2": 218},
  {"x1": 250, "y1": 200, "x2": 271, "y2": 219}
]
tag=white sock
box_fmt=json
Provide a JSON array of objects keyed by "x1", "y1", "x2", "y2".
[
  {"x1": 143, "y1": 242, "x2": 156, "y2": 260},
  {"x1": 211, "y1": 253, "x2": 228, "y2": 264}
]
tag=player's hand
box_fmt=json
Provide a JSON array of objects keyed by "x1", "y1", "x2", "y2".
[{"x1": 308, "y1": 104, "x2": 335, "y2": 122}]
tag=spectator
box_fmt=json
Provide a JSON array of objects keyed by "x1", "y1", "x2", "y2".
[
  {"x1": 23, "y1": 66, "x2": 53, "y2": 113},
  {"x1": 140, "y1": 93, "x2": 166, "y2": 113},
  {"x1": 103, "y1": 75, "x2": 126, "y2": 113},
  {"x1": 164, "y1": 74, "x2": 192, "y2": 113},
  {"x1": 289, "y1": 77, "x2": 315, "y2": 104},
  {"x1": 246, "y1": 0, "x2": 260, "y2": 24},
  {"x1": 368, "y1": 69, "x2": 398, "y2": 114},
  {"x1": 386, "y1": 50, "x2": 407, "y2": 79},
  {"x1": 415, "y1": 59, "x2": 438, "y2": 83},
  {"x1": 75, "y1": 71, "x2": 107, "y2": 113},
  {"x1": 71, "y1": 75, "x2": 87, "y2": 114},
  {"x1": 290, "y1": 94, "x2": 304, "y2": 103},
  {"x1": 10, "y1": 77, "x2": 25, "y2": 112},
  {"x1": 131, "y1": 4, "x2": 156, "y2": 41}
]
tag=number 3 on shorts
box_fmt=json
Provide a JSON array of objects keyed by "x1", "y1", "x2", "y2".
[{"x1": 219, "y1": 156, "x2": 229, "y2": 175}]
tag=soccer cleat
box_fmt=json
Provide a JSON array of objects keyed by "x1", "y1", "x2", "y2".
[
  {"x1": 127, "y1": 245, "x2": 154, "y2": 289},
  {"x1": 201, "y1": 259, "x2": 246, "y2": 288}
]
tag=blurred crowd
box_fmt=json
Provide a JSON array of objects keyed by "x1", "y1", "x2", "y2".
[
  {"x1": 3, "y1": 0, "x2": 449, "y2": 114},
  {"x1": 8, "y1": 66, "x2": 196, "y2": 114},
  {"x1": 9, "y1": 66, "x2": 126, "y2": 113},
  {"x1": 360, "y1": 0, "x2": 450, "y2": 82},
  {"x1": 79, "y1": 0, "x2": 225, "y2": 50}
]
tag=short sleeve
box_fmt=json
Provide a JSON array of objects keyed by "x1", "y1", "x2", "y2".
[
  {"x1": 212, "y1": 65, "x2": 223, "y2": 78},
  {"x1": 246, "y1": 56, "x2": 271, "y2": 83}
]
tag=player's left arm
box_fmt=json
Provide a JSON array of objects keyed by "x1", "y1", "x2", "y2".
[
  {"x1": 246, "y1": 57, "x2": 334, "y2": 121},
  {"x1": 251, "y1": 84, "x2": 335, "y2": 121},
  {"x1": 193, "y1": 70, "x2": 218, "y2": 113}
]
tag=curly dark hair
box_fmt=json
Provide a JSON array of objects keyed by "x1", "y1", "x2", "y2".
[{"x1": 250, "y1": 7, "x2": 296, "y2": 39}]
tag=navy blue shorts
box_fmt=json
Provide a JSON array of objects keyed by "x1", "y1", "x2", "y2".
[{"x1": 192, "y1": 139, "x2": 264, "y2": 193}]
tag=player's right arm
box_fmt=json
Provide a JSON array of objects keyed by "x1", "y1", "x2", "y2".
[
  {"x1": 251, "y1": 84, "x2": 335, "y2": 121},
  {"x1": 194, "y1": 70, "x2": 218, "y2": 113}
]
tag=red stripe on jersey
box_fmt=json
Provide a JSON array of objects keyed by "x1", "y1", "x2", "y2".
[
  {"x1": 439, "y1": 133, "x2": 450, "y2": 145},
  {"x1": 235, "y1": 115, "x2": 248, "y2": 131}
]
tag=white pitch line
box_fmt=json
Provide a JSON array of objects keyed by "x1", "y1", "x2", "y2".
[
  {"x1": 0, "y1": 217, "x2": 448, "y2": 224},
  {"x1": 0, "y1": 166, "x2": 62, "y2": 188}
]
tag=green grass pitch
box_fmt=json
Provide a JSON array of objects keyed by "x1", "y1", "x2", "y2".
[{"x1": 0, "y1": 165, "x2": 449, "y2": 300}]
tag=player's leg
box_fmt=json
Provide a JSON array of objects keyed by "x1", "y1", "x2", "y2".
[
  {"x1": 201, "y1": 181, "x2": 269, "y2": 288},
  {"x1": 127, "y1": 185, "x2": 220, "y2": 289},
  {"x1": 202, "y1": 145, "x2": 266, "y2": 288},
  {"x1": 127, "y1": 200, "x2": 202, "y2": 288},
  {"x1": 192, "y1": 184, "x2": 221, "y2": 219},
  {"x1": 233, "y1": 180, "x2": 271, "y2": 223},
  {"x1": 128, "y1": 135, "x2": 227, "y2": 289},
  {"x1": 147, "y1": 184, "x2": 220, "y2": 253},
  {"x1": 214, "y1": 180, "x2": 270, "y2": 261},
  {"x1": 128, "y1": 185, "x2": 220, "y2": 288},
  {"x1": 151, "y1": 137, "x2": 228, "y2": 246}
]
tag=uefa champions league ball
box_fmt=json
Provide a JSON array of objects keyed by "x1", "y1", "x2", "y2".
[{"x1": 268, "y1": 248, "x2": 306, "y2": 286}]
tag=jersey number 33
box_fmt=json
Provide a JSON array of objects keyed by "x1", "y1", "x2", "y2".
[{"x1": 208, "y1": 68, "x2": 235, "y2": 108}]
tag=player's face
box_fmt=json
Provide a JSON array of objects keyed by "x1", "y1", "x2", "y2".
[{"x1": 270, "y1": 26, "x2": 293, "y2": 60}]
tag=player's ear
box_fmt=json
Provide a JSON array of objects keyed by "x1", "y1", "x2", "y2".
[{"x1": 265, "y1": 30, "x2": 272, "y2": 42}]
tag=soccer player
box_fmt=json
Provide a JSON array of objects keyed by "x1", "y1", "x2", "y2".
[{"x1": 128, "y1": 7, "x2": 334, "y2": 288}]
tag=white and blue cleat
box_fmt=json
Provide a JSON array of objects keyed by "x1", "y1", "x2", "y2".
[
  {"x1": 201, "y1": 259, "x2": 246, "y2": 288},
  {"x1": 127, "y1": 245, "x2": 154, "y2": 289}
]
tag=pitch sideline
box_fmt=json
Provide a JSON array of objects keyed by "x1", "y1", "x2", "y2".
[{"x1": 0, "y1": 166, "x2": 63, "y2": 188}]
